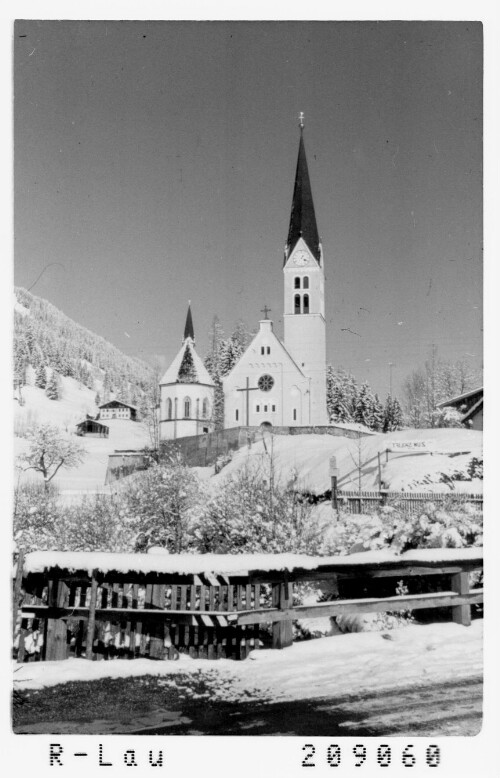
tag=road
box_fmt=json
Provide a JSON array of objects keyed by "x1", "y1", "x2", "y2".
[{"x1": 130, "y1": 676, "x2": 483, "y2": 737}]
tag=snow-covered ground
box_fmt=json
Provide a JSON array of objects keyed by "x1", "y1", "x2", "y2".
[
  {"x1": 14, "y1": 377, "x2": 482, "y2": 497},
  {"x1": 212, "y1": 427, "x2": 483, "y2": 495},
  {"x1": 14, "y1": 377, "x2": 151, "y2": 494},
  {"x1": 13, "y1": 620, "x2": 482, "y2": 704}
]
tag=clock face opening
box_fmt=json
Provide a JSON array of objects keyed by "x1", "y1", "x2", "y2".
[
  {"x1": 258, "y1": 374, "x2": 274, "y2": 392},
  {"x1": 293, "y1": 250, "x2": 309, "y2": 266}
]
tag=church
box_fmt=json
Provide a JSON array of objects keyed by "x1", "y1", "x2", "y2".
[{"x1": 159, "y1": 118, "x2": 328, "y2": 440}]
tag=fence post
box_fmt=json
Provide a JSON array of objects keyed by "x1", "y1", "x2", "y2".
[
  {"x1": 12, "y1": 549, "x2": 25, "y2": 642},
  {"x1": 44, "y1": 578, "x2": 69, "y2": 661},
  {"x1": 451, "y1": 572, "x2": 471, "y2": 626},
  {"x1": 85, "y1": 573, "x2": 98, "y2": 659},
  {"x1": 271, "y1": 579, "x2": 293, "y2": 649},
  {"x1": 147, "y1": 581, "x2": 166, "y2": 659}
]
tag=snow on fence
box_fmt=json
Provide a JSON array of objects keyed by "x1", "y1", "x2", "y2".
[
  {"x1": 337, "y1": 490, "x2": 483, "y2": 515},
  {"x1": 13, "y1": 548, "x2": 483, "y2": 663}
]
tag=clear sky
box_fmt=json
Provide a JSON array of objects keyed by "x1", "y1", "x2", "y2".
[{"x1": 14, "y1": 20, "x2": 482, "y2": 397}]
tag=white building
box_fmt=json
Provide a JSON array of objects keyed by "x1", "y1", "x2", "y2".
[
  {"x1": 223, "y1": 123, "x2": 328, "y2": 429},
  {"x1": 159, "y1": 305, "x2": 215, "y2": 440}
]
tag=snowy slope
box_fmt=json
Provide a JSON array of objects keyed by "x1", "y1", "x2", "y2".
[
  {"x1": 14, "y1": 376, "x2": 151, "y2": 493},
  {"x1": 211, "y1": 428, "x2": 483, "y2": 495}
]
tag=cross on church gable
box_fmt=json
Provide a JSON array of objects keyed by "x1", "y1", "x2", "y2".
[{"x1": 260, "y1": 304, "x2": 271, "y2": 320}]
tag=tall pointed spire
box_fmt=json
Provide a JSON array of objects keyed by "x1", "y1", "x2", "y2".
[
  {"x1": 183, "y1": 301, "x2": 195, "y2": 342},
  {"x1": 285, "y1": 117, "x2": 321, "y2": 264}
]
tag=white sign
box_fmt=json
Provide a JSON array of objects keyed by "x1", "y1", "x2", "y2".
[
  {"x1": 387, "y1": 440, "x2": 432, "y2": 452},
  {"x1": 329, "y1": 456, "x2": 338, "y2": 476}
]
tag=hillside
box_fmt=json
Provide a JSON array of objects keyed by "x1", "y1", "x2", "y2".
[
  {"x1": 211, "y1": 428, "x2": 483, "y2": 495},
  {"x1": 13, "y1": 287, "x2": 154, "y2": 404}
]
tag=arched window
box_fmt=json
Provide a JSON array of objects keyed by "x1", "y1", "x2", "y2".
[
  {"x1": 303, "y1": 294, "x2": 309, "y2": 314},
  {"x1": 294, "y1": 294, "x2": 301, "y2": 314},
  {"x1": 202, "y1": 398, "x2": 209, "y2": 418},
  {"x1": 183, "y1": 397, "x2": 191, "y2": 418},
  {"x1": 303, "y1": 276, "x2": 309, "y2": 289},
  {"x1": 167, "y1": 398, "x2": 172, "y2": 420},
  {"x1": 294, "y1": 276, "x2": 301, "y2": 289}
]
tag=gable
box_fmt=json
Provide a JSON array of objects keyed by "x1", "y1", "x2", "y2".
[{"x1": 223, "y1": 323, "x2": 305, "y2": 384}]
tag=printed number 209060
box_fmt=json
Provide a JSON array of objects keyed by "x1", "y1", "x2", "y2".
[{"x1": 302, "y1": 743, "x2": 441, "y2": 768}]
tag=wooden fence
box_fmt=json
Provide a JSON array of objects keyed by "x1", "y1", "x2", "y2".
[
  {"x1": 13, "y1": 549, "x2": 483, "y2": 663},
  {"x1": 337, "y1": 490, "x2": 483, "y2": 515}
]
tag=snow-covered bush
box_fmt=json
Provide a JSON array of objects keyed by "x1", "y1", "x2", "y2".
[
  {"x1": 194, "y1": 465, "x2": 322, "y2": 554},
  {"x1": 119, "y1": 454, "x2": 202, "y2": 553},
  {"x1": 323, "y1": 497, "x2": 482, "y2": 556}
]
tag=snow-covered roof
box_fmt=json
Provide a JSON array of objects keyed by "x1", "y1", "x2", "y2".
[
  {"x1": 437, "y1": 386, "x2": 483, "y2": 409},
  {"x1": 160, "y1": 339, "x2": 214, "y2": 386},
  {"x1": 99, "y1": 400, "x2": 138, "y2": 411},
  {"x1": 22, "y1": 547, "x2": 482, "y2": 578}
]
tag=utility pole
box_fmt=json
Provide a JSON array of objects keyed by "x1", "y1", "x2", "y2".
[{"x1": 389, "y1": 362, "x2": 394, "y2": 396}]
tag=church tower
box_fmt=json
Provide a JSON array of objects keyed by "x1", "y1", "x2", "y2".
[
  {"x1": 159, "y1": 304, "x2": 215, "y2": 440},
  {"x1": 283, "y1": 117, "x2": 328, "y2": 425}
]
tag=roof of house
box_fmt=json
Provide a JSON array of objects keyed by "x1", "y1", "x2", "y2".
[
  {"x1": 99, "y1": 400, "x2": 138, "y2": 411},
  {"x1": 437, "y1": 386, "x2": 483, "y2": 409}
]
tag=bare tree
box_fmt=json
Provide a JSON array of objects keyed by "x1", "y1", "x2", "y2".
[{"x1": 17, "y1": 424, "x2": 86, "y2": 491}]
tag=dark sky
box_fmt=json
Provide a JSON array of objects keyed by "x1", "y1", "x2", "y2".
[{"x1": 14, "y1": 20, "x2": 482, "y2": 396}]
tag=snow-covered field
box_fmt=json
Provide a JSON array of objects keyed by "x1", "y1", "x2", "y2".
[
  {"x1": 14, "y1": 377, "x2": 151, "y2": 494},
  {"x1": 14, "y1": 620, "x2": 482, "y2": 704},
  {"x1": 212, "y1": 427, "x2": 483, "y2": 494}
]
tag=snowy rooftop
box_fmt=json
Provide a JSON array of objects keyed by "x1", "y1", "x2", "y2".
[{"x1": 22, "y1": 547, "x2": 483, "y2": 577}]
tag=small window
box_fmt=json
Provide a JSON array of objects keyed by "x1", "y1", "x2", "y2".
[
  {"x1": 256, "y1": 404, "x2": 260, "y2": 412},
  {"x1": 303, "y1": 276, "x2": 309, "y2": 289},
  {"x1": 235, "y1": 409, "x2": 239, "y2": 421},
  {"x1": 184, "y1": 397, "x2": 191, "y2": 418},
  {"x1": 293, "y1": 408, "x2": 297, "y2": 421},
  {"x1": 202, "y1": 398, "x2": 209, "y2": 418},
  {"x1": 303, "y1": 294, "x2": 309, "y2": 314},
  {"x1": 264, "y1": 405, "x2": 268, "y2": 413},
  {"x1": 272, "y1": 404, "x2": 276, "y2": 412},
  {"x1": 266, "y1": 346, "x2": 270, "y2": 355},
  {"x1": 294, "y1": 276, "x2": 301, "y2": 289},
  {"x1": 294, "y1": 294, "x2": 301, "y2": 314},
  {"x1": 167, "y1": 398, "x2": 172, "y2": 420},
  {"x1": 261, "y1": 346, "x2": 265, "y2": 355}
]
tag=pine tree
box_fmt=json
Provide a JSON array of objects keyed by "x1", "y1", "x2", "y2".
[
  {"x1": 177, "y1": 345, "x2": 198, "y2": 383},
  {"x1": 95, "y1": 391, "x2": 101, "y2": 406},
  {"x1": 45, "y1": 371, "x2": 60, "y2": 400},
  {"x1": 372, "y1": 394, "x2": 385, "y2": 431},
  {"x1": 35, "y1": 363, "x2": 47, "y2": 389}
]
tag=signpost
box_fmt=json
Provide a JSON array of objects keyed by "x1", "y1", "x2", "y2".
[{"x1": 329, "y1": 456, "x2": 339, "y2": 514}]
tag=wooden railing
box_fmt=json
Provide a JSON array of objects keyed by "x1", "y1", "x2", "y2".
[
  {"x1": 337, "y1": 490, "x2": 483, "y2": 514},
  {"x1": 14, "y1": 549, "x2": 483, "y2": 662}
]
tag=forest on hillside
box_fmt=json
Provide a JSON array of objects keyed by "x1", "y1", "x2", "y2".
[{"x1": 14, "y1": 287, "x2": 154, "y2": 404}]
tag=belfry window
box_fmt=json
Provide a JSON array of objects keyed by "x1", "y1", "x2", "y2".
[
  {"x1": 294, "y1": 277, "x2": 301, "y2": 289},
  {"x1": 184, "y1": 397, "x2": 191, "y2": 418},
  {"x1": 202, "y1": 398, "x2": 209, "y2": 418},
  {"x1": 303, "y1": 276, "x2": 309, "y2": 289},
  {"x1": 294, "y1": 294, "x2": 301, "y2": 314},
  {"x1": 303, "y1": 294, "x2": 310, "y2": 314}
]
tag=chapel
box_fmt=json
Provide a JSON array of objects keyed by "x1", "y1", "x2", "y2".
[{"x1": 159, "y1": 304, "x2": 215, "y2": 440}]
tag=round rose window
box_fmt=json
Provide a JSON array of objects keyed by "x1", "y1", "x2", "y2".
[{"x1": 258, "y1": 374, "x2": 274, "y2": 392}]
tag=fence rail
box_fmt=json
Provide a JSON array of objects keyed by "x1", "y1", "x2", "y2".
[
  {"x1": 337, "y1": 490, "x2": 483, "y2": 514},
  {"x1": 14, "y1": 549, "x2": 483, "y2": 663}
]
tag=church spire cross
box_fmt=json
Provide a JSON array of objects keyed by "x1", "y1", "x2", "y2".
[
  {"x1": 261, "y1": 304, "x2": 272, "y2": 320},
  {"x1": 298, "y1": 111, "x2": 305, "y2": 129}
]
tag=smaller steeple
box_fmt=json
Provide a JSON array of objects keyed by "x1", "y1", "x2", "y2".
[{"x1": 183, "y1": 301, "x2": 195, "y2": 342}]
